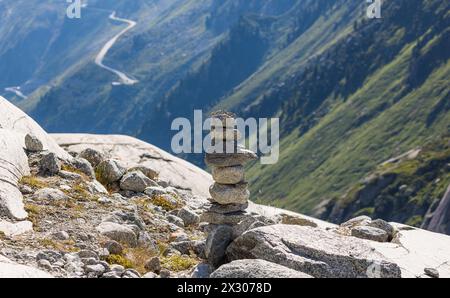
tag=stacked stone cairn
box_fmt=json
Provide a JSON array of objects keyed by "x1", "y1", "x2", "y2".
[{"x1": 201, "y1": 111, "x2": 258, "y2": 268}]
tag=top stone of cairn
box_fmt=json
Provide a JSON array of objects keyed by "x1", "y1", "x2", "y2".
[{"x1": 211, "y1": 111, "x2": 236, "y2": 129}]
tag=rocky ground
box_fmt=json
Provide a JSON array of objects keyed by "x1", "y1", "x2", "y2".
[{"x1": 1, "y1": 95, "x2": 450, "y2": 279}]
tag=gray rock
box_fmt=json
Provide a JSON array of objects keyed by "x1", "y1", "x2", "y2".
[
  {"x1": 70, "y1": 158, "x2": 95, "y2": 178},
  {"x1": 205, "y1": 148, "x2": 258, "y2": 167},
  {"x1": 137, "y1": 231, "x2": 157, "y2": 250},
  {"x1": 33, "y1": 188, "x2": 68, "y2": 201},
  {"x1": 160, "y1": 269, "x2": 171, "y2": 278},
  {"x1": 171, "y1": 241, "x2": 192, "y2": 255},
  {"x1": 145, "y1": 257, "x2": 161, "y2": 273},
  {"x1": 368, "y1": 219, "x2": 395, "y2": 238},
  {"x1": 36, "y1": 250, "x2": 63, "y2": 263},
  {"x1": 276, "y1": 213, "x2": 318, "y2": 228},
  {"x1": 77, "y1": 250, "x2": 99, "y2": 260},
  {"x1": 201, "y1": 211, "x2": 250, "y2": 226},
  {"x1": 110, "y1": 264, "x2": 125, "y2": 274},
  {"x1": 191, "y1": 263, "x2": 213, "y2": 278},
  {"x1": 95, "y1": 159, "x2": 126, "y2": 185},
  {"x1": 102, "y1": 272, "x2": 121, "y2": 279},
  {"x1": 86, "y1": 180, "x2": 108, "y2": 194},
  {"x1": 211, "y1": 259, "x2": 313, "y2": 279},
  {"x1": 25, "y1": 134, "x2": 43, "y2": 152},
  {"x1": 85, "y1": 264, "x2": 106, "y2": 277},
  {"x1": 128, "y1": 166, "x2": 159, "y2": 180},
  {"x1": 424, "y1": 268, "x2": 440, "y2": 278},
  {"x1": 205, "y1": 225, "x2": 233, "y2": 268},
  {"x1": 144, "y1": 186, "x2": 167, "y2": 197},
  {"x1": 122, "y1": 269, "x2": 141, "y2": 278},
  {"x1": 178, "y1": 207, "x2": 200, "y2": 226},
  {"x1": 167, "y1": 214, "x2": 185, "y2": 227},
  {"x1": 39, "y1": 152, "x2": 61, "y2": 176},
  {"x1": 79, "y1": 148, "x2": 105, "y2": 168},
  {"x1": 58, "y1": 170, "x2": 83, "y2": 181},
  {"x1": 192, "y1": 240, "x2": 206, "y2": 259},
  {"x1": 37, "y1": 259, "x2": 53, "y2": 271},
  {"x1": 206, "y1": 202, "x2": 249, "y2": 214},
  {"x1": 212, "y1": 166, "x2": 245, "y2": 185},
  {"x1": 209, "y1": 183, "x2": 249, "y2": 205},
  {"x1": 96, "y1": 222, "x2": 137, "y2": 247},
  {"x1": 104, "y1": 240, "x2": 123, "y2": 255},
  {"x1": 351, "y1": 226, "x2": 389, "y2": 243},
  {"x1": 341, "y1": 216, "x2": 372, "y2": 229},
  {"x1": 120, "y1": 171, "x2": 156, "y2": 193},
  {"x1": 52, "y1": 231, "x2": 70, "y2": 241},
  {"x1": 142, "y1": 272, "x2": 158, "y2": 278},
  {"x1": 226, "y1": 225, "x2": 402, "y2": 278}
]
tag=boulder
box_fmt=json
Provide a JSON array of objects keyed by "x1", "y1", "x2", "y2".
[
  {"x1": 25, "y1": 134, "x2": 43, "y2": 152},
  {"x1": 211, "y1": 259, "x2": 313, "y2": 279},
  {"x1": 212, "y1": 166, "x2": 245, "y2": 185},
  {"x1": 368, "y1": 219, "x2": 395, "y2": 238},
  {"x1": 226, "y1": 225, "x2": 402, "y2": 278},
  {"x1": 205, "y1": 225, "x2": 233, "y2": 268},
  {"x1": 39, "y1": 152, "x2": 61, "y2": 176},
  {"x1": 95, "y1": 159, "x2": 126, "y2": 185},
  {"x1": 79, "y1": 148, "x2": 105, "y2": 168},
  {"x1": 341, "y1": 216, "x2": 372, "y2": 229},
  {"x1": 209, "y1": 183, "x2": 250, "y2": 205},
  {"x1": 120, "y1": 171, "x2": 156, "y2": 192},
  {"x1": 351, "y1": 226, "x2": 390, "y2": 243},
  {"x1": 191, "y1": 263, "x2": 213, "y2": 278},
  {"x1": 69, "y1": 158, "x2": 95, "y2": 178},
  {"x1": 96, "y1": 222, "x2": 137, "y2": 247}
]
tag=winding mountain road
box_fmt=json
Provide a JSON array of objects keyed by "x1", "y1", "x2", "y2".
[{"x1": 94, "y1": 11, "x2": 138, "y2": 86}]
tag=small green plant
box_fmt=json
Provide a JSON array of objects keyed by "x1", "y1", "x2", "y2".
[
  {"x1": 104, "y1": 254, "x2": 134, "y2": 269},
  {"x1": 20, "y1": 176, "x2": 48, "y2": 189},
  {"x1": 161, "y1": 255, "x2": 198, "y2": 272}
]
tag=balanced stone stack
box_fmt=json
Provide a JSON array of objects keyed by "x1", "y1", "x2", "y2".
[{"x1": 202, "y1": 111, "x2": 258, "y2": 267}]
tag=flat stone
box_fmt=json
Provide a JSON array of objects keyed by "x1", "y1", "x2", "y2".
[
  {"x1": 205, "y1": 148, "x2": 257, "y2": 167},
  {"x1": 33, "y1": 188, "x2": 69, "y2": 201},
  {"x1": 201, "y1": 211, "x2": 250, "y2": 226},
  {"x1": 206, "y1": 202, "x2": 249, "y2": 214},
  {"x1": 212, "y1": 166, "x2": 245, "y2": 185},
  {"x1": 424, "y1": 268, "x2": 440, "y2": 278},
  {"x1": 351, "y1": 226, "x2": 390, "y2": 243},
  {"x1": 211, "y1": 128, "x2": 241, "y2": 142},
  {"x1": 368, "y1": 219, "x2": 395, "y2": 238},
  {"x1": 209, "y1": 183, "x2": 249, "y2": 205},
  {"x1": 226, "y1": 225, "x2": 402, "y2": 278},
  {"x1": 341, "y1": 216, "x2": 372, "y2": 229},
  {"x1": 211, "y1": 259, "x2": 313, "y2": 279},
  {"x1": 96, "y1": 222, "x2": 137, "y2": 247}
]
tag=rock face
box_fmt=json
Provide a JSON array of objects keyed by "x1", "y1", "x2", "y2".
[
  {"x1": 211, "y1": 259, "x2": 313, "y2": 279},
  {"x1": 51, "y1": 134, "x2": 212, "y2": 197},
  {"x1": 226, "y1": 225, "x2": 402, "y2": 278},
  {"x1": 427, "y1": 185, "x2": 450, "y2": 235}
]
